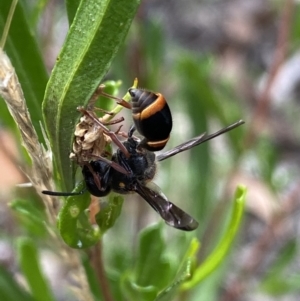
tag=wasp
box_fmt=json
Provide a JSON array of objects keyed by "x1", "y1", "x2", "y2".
[
  {"x1": 43, "y1": 83, "x2": 245, "y2": 230},
  {"x1": 43, "y1": 111, "x2": 244, "y2": 231}
]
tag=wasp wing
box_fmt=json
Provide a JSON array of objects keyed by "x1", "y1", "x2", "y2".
[
  {"x1": 157, "y1": 120, "x2": 244, "y2": 162},
  {"x1": 135, "y1": 182, "x2": 198, "y2": 231}
]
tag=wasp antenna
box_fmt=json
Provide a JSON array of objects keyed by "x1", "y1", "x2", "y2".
[
  {"x1": 42, "y1": 189, "x2": 87, "y2": 197},
  {"x1": 200, "y1": 119, "x2": 245, "y2": 143}
]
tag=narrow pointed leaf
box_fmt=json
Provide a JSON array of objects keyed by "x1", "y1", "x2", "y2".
[
  {"x1": 42, "y1": 0, "x2": 141, "y2": 191},
  {"x1": 17, "y1": 237, "x2": 55, "y2": 301},
  {"x1": 0, "y1": 1, "x2": 48, "y2": 140},
  {"x1": 65, "y1": 0, "x2": 81, "y2": 24},
  {"x1": 181, "y1": 186, "x2": 246, "y2": 290},
  {"x1": 95, "y1": 194, "x2": 124, "y2": 233},
  {"x1": 0, "y1": 265, "x2": 35, "y2": 301},
  {"x1": 155, "y1": 238, "x2": 200, "y2": 301},
  {"x1": 57, "y1": 181, "x2": 101, "y2": 248}
]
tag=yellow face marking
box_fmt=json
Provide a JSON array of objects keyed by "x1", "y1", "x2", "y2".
[
  {"x1": 119, "y1": 182, "x2": 126, "y2": 189},
  {"x1": 140, "y1": 93, "x2": 166, "y2": 120}
]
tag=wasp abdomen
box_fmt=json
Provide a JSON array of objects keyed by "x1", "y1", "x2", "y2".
[{"x1": 129, "y1": 88, "x2": 172, "y2": 151}]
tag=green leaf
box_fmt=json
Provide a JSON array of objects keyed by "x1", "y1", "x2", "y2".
[
  {"x1": 27, "y1": 0, "x2": 49, "y2": 29},
  {"x1": 0, "y1": 0, "x2": 48, "y2": 140},
  {"x1": 181, "y1": 185, "x2": 247, "y2": 290},
  {"x1": 92, "y1": 79, "x2": 122, "y2": 112},
  {"x1": 65, "y1": 0, "x2": 81, "y2": 24},
  {"x1": 135, "y1": 224, "x2": 172, "y2": 289},
  {"x1": 17, "y1": 237, "x2": 55, "y2": 301},
  {"x1": 95, "y1": 194, "x2": 124, "y2": 233},
  {"x1": 260, "y1": 275, "x2": 300, "y2": 295},
  {"x1": 121, "y1": 224, "x2": 175, "y2": 301},
  {"x1": 121, "y1": 274, "x2": 157, "y2": 301},
  {"x1": 42, "y1": 0, "x2": 141, "y2": 191},
  {"x1": 9, "y1": 198, "x2": 48, "y2": 237},
  {"x1": 291, "y1": 5, "x2": 300, "y2": 49},
  {"x1": 155, "y1": 238, "x2": 200, "y2": 301},
  {"x1": 176, "y1": 57, "x2": 214, "y2": 222},
  {"x1": 0, "y1": 265, "x2": 35, "y2": 301},
  {"x1": 57, "y1": 181, "x2": 101, "y2": 248}
]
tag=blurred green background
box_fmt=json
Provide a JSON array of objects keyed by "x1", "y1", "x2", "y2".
[{"x1": 0, "y1": 0, "x2": 300, "y2": 301}]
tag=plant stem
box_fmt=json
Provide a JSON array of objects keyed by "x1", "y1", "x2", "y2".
[{"x1": 90, "y1": 240, "x2": 114, "y2": 301}]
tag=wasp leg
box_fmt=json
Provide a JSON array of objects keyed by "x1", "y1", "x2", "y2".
[
  {"x1": 87, "y1": 155, "x2": 130, "y2": 175},
  {"x1": 77, "y1": 107, "x2": 130, "y2": 158},
  {"x1": 99, "y1": 89, "x2": 132, "y2": 109}
]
